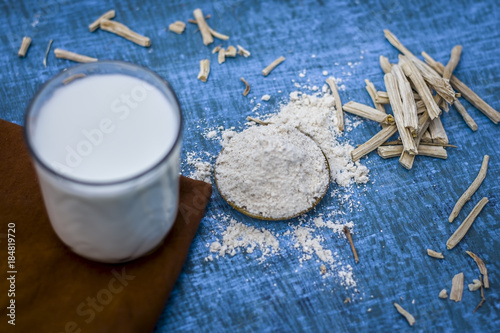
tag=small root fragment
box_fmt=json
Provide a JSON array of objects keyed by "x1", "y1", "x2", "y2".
[
  {"x1": 427, "y1": 249, "x2": 444, "y2": 259},
  {"x1": 394, "y1": 303, "x2": 415, "y2": 326},
  {"x1": 197, "y1": 59, "x2": 210, "y2": 82},
  {"x1": 241, "y1": 77, "x2": 250, "y2": 96},
  {"x1": 18, "y1": 37, "x2": 32, "y2": 57},
  {"x1": 237, "y1": 45, "x2": 251, "y2": 57},
  {"x1": 262, "y1": 56, "x2": 285, "y2": 76},
  {"x1": 54, "y1": 49, "x2": 97, "y2": 63},
  {"x1": 450, "y1": 272, "x2": 464, "y2": 302},
  {"x1": 169, "y1": 21, "x2": 186, "y2": 34},
  {"x1": 89, "y1": 9, "x2": 115, "y2": 32},
  {"x1": 225, "y1": 45, "x2": 237, "y2": 57}
]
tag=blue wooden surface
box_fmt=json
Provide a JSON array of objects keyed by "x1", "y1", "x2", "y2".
[{"x1": 1, "y1": 0, "x2": 499, "y2": 332}]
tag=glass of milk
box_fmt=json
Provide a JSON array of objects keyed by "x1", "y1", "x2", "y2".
[{"x1": 24, "y1": 61, "x2": 182, "y2": 263}]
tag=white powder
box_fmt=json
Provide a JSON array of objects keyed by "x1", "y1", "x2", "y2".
[
  {"x1": 261, "y1": 94, "x2": 271, "y2": 101},
  {"x1": 209, "y1": 218, "x2": 280, "y2": 262},
  {"x1": 186, "y1": 152, "x2": 213, "y2": 184},
  {"x1": 206, "y1": 130, "x2": 218, "y2": 139},
  {"x1": 220, "y1": 129, "x2": 237, "y2": 147},
  {"x1": 268, "y1": 92, "x2": 369, "y2": 186},
  {"x1": 337, "y1": 264, "x2": 356, "y2": 288},
  {"x1": 215, "y1": 124, "x2": 330, "y2": 219},
  {"x1": 293, "y1": 226, "x2": 334, "y2": 263},
  {"x1": 313, "y1": 216, "x2": 354, "y2": 235}
]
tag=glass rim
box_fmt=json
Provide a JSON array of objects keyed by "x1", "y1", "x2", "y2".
[{"x1": 24, "y1": 60, "x2": 183, "y2": 187}]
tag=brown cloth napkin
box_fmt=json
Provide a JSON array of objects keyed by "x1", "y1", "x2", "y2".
[{"x1": 0, "y1": 119, "x2": 212, "y2": 333}]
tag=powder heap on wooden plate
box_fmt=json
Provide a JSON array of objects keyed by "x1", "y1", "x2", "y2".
[
  {"x1": 215, "y1": 124, "x2": 330, "y2": 219},
  {"x1": 196, "y1": 89, "x2": 370, "y2": 292}
]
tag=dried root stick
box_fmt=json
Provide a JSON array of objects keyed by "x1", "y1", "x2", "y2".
[
  {"x1": 343, "y1": 101, "x2": 393, "y2": 124},
  {"x1": 375, "y1": 91, "x2": 389, "y2": 104},
  {"x1": 399, "y1": 110, "x2": 431, "y2": 169},
  {"x1": 218, "y1": 48, "x2": 225, "y2": 64},
  {"x1": 209, "y1": 27, "x2": 229, "y2": 40},
  {"x1": 326, "y1": 77, "x2": 344, "y2": 131},
  {"x1": 400, "y1": 56, "x2": 441, "y2": 120},
  {"x1": 89, "y1": 9, "x2": 115, "y2": 32},
  {"x1": 392, "y1": 64, "x2": 418, "y2": 135},
  {"x1": 430, "y1": 47, "x2": 478, "y2": 128},
  {"x1": 422, "y1": 52, "x2": 500, "y2": 124},
  {"x1": 43, "y1": 39, "x2": 53, "y2": 68},
  {"x1": 421, "y1": 130, "x2": 432, "y2": 143},
  {"x1": 427, "y1": 249, "x2": 445, "y2": 259},
  {"x1": 428, "y1": 116, "x2": 449, "y2": 144},
  {"x1": 197, "y1": 59, "x2": 210, "y2": 82},
  {"x1": 188, "y1": 14, "x2": 210, "y2": 24},
  {"x1": 394, "y1": 303, "x2": 415, "y2": 326},
  {"x1": 443, "y1": 45, "x2": 462, "y2": 80},
  {"x1": 18, "y1": 37, "x2": 31, "y2": 57},
  {"x1": 247, "y1": 116, "x2": 270, "y2": 125},
  {"x1": 240, "y1": 77, "x2": 250, "y2": 96},
  {"x1": 193, "y1": 8, "x2": 213, "y2": 45},
  {"x1": 100, "y1": 19, "x2": 151, "y2": 47},
  {"x1": 473, "y1": 276, "x2": 486, "y2": 313},
  {"x1": 447, "y1": 197, "x2": 489, "y2": 250},
  {"x1": 454, "y1": 100, "x2": 478, "y2": 131},
  {"x1": 384, "y1": 30, "x2": 455, "y2": 103},
  {"x1": 379, "y1": 55, "x2": 392, "y2": 74},
  {"x1": 169, "y1": 21, "x2": 186, "y2": 34},
  {"x1": 262, "y1": 56, "x2": 285, "y2": 76},
  {"x1": 450, "y1": 272, "x2": 464, "y2": 302},
  {"x1": 365, "y1": 80, "x2": 387, "y2": 114},
  {"x1": 466, "y1": 251, "x2": 489, "y2": 288},
  {"x1": 449, "y1": 155, "x2": 489, "y2": 222},
  {"x1": 351, "y1": 125, "x2": 397, "y2": 161},
  {"x1": 378, "y1": 145, "x2": 447, "y2": 159},
  {"x1": 384, "y1": 72, "x2": 417, "y2": 155},
  {"x1": 237, "y1": 45, "x2": 251, "y2": 57},
  {"x1": 54, "y1": 48, "x2": 97, "y2": 63},
  {"x1": 343, "y1": 226, "x2": 359, "y2": 263}
]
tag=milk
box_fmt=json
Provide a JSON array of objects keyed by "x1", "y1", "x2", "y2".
[{"x1": 27, "y1": 70, "x2": 182, "y2": 263}]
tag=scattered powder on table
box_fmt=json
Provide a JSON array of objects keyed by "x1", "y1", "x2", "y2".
[
  {"x1": 313, "y1": 216, "x2": 354, "y2": 235},
  {"x1": 215, "y1": 124, "x2": 330, "y2": 219},
  {"x1": 208, "y1": 217, "x2": 280, "y2": 263},
  {"x1": 206, "y1": 130, "x2": 218, "y2": 139},
  {"x1": 186, "y1": 152, "x2": 213, "y2": 184},
  {"x1": 207, "y1": 213, "x2": 358, "y2": 289},
  {"x1": 291, "y1": 226, "x2": 334, "y2": 263}
]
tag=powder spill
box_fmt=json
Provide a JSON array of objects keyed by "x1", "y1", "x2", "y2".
[
  {"x1": 206, "y1": 213, "x2": 358, "y2": 289},
  {"x1": 291, "y1": 226, "x2": 334, "y2": 264},
  {"x1": 186, "y1": 152, "x2": 213, "y2": 184},
  {"x1": 192, "y1": 83, "x2": 370, "y2": 293},
  {"x1": 209, "y1": 218, "x2": 280, "y2": 263}
]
